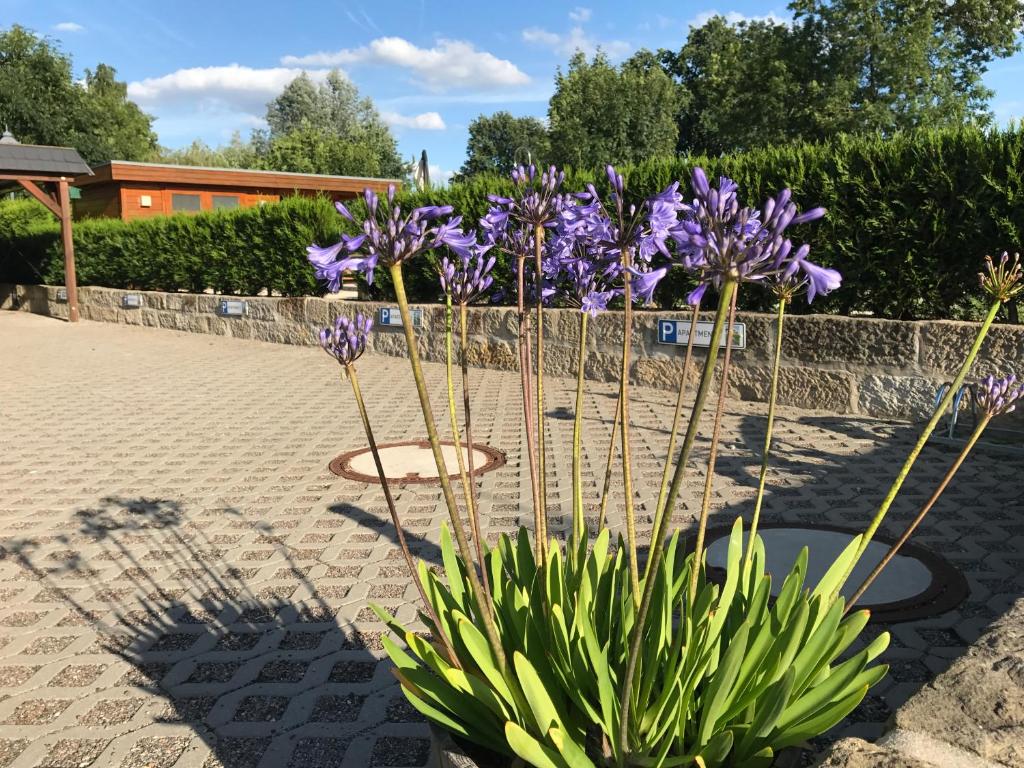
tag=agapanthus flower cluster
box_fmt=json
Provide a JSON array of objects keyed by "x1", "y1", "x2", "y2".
[
  {"x1": 671, "y1": 168, "x2": 839, "y2": 305},
  {"x1": 568, "y1": 166, "x2": 690, "y2": 307},
  {"x1": 440, "y1": 248, "x2": 497, "y2": 305},
  {"x1": 308, "y1": 185, "x2": 469, "y2": 292},
  {"x1": 319, "y1": 314, "x2": 372, "y2": 367},
  {"x1": 977, "y1": 373, "x2": 1023, "y2": 417},
  {"x1": 979, "y1": 251, "x2": 1023, "y2": 303},
  {"x1": 492, "y1": 165, "x2": 567, "y2": 229}
]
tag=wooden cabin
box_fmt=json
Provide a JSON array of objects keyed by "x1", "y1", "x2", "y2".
[{"x1": 72, "y1": 161, "x2": 400, "y2": 221}]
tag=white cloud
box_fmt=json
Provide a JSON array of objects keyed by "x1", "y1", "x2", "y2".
[
  {"x1": 127, "y1": 64, "x2": 331, "y2": 114},
  {"x1": 568, "y1": 7, "x2": 592, "y2": 22},
  {"x1": 428, "y1": 163, "x2": 456, "y2": 186},
  {"x1": 521, "y1": 26, "x2": 631, "y2": 59},
  {"x1": 281, "y1": 37, "x2": 530, "y2": 91},
  {"x1": 53, "y1": 21, "x2": 84, "y2": 33},
  {"x1": 381, "y1": 110, "x2": 446, "y2": 130},
  {"x1": 687, "y1": 10, "x2": 789, "y2": 28}
]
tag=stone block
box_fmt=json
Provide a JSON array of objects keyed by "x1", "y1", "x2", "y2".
[
  {"x1": 465, "y1": 340, "x2": 518, "y2": 371},
  {"x1": 811, "y1": 738, "x2": 928, "y2": 768},
  {"x1": 783, "y1": 315, "x2": 918, "y2": 369},
  {"x1": 894, "y1": 597, "x2": 1024, "y2": 767},
  {"x1": 920, "y1": 320, "x2": 1024, "y2": 376},
  {"x1": 729, "y1": 365, "x2": 855, "y2": 412},
  {"x1": 858, "y1": 375, "x2": 935, "y2": 419}
]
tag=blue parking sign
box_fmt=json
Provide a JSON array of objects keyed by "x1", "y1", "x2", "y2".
[{"x1": 659, "y1": 320, "x2": 678, "y2": 344}]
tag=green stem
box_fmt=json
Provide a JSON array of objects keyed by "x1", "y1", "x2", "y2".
[
  {"x1": 646, "y1": 301, "x2": 701, "y2": 585},
  {"x1": 839, "y1": 300, "x2": 1001, "y2": 594},
  {"x1": 389, "y1": 263, "x2": 506, "y2": 673},
  {"x1": 345, "y1": 365, "x2": 460, "y2": 667},
  {"x1": 516, "y1": 253, "x2": 544, "y2": 562},
  {"x1": 743, "y1": 298, "x2": 786, "y2": 579},
  {"x1": 690, "y1": 287, "x2": 739, "y2": 603},
  {"x1": 460, "y1": 303, "x2": 489, "y2": 596},
  {"x1": 597, "y1": 393, "x2": 621, "y2": 531},
  {"x1": 444, "y1": 295, "x2": 487, "y2": 593},
  {"x1": 572, "y1": 311, "x2": 589, "y2": 544},
  {"x1": 617, "y1": 278, "x2": 737, "y2": 759},
  {"x1": 534, "y1": 223, "x2": 548, "y2": 544},
  {"x1": 620, "y1": 247, "x2": 640, "y2": 606},
  {"x1": 848, "y1": 413, "x2": 991, "y2": 611}
]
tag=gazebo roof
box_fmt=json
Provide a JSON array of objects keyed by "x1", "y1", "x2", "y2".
[{"x1": 0, "y1": 140, "x2": 92, "y2": 178}]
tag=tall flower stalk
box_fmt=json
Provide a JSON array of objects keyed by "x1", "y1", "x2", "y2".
[
  {"x1": 648, "y1": 300, "x2": 701, "y2": 582},
  {"x1": 484, "y1": 165, "x2": 565, "y2": 559},
  {"x1": 571, "y1": 310, "x2": 588, "y2": 543},
  {"x1": 619, "y1": 169, "x2": 834, "y2": 755},
  {"x1": 847, "y1": 372, "x2": 1022, "y2": 610},
  {"x1": 439, "y1": 247, "x2": 497, "y2": 595},
  {"x1": 309, "y1": 186, "x2": 507, "y2": 670},
  {"x1": 597, "y1": 394, "x2": 621, "y2": 531},
  {"x1": 837, "y1": 252, "x2": 1020, "y2": 593},
  {"x1": 689, "y1": 286, "x2": 740, "y2": 603},
  {"x1": 442, "y1": 292, "x2": 487, "y2": 592},
  {"x1": 319, "y1": 314, "x2": 458, "y2": 665},
  {"x1": 391, "y1": 263, "x2": 506, "y2": 670}
]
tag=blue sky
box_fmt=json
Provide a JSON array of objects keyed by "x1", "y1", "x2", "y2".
[{"x1": 3, "y1": 1, "x2": 1023, "y2": 182}]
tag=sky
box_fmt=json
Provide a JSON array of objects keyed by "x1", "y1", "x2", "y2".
[{"x1": 3, "y1": 0, "x2": 1023, "y2": 184}]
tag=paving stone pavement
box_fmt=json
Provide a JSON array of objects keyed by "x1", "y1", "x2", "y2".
[{"x1": 1, "y1": 311, "x2": 1021, "y2": 768}]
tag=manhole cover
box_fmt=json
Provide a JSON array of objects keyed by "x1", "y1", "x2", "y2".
[
  {"x1": 329, "y1": 440, "x2": 506, "y2": 485},
  {"x1": 705, "y1": 523, "x2": 967, "y2": 623}
]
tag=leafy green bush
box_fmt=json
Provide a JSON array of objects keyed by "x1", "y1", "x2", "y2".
[
  {"x1": 1, "y1": 124, "x2": 1021, "y2": 319},
  {"x1": 375, "y1": 522, "x2": 888, "y2": 767},
  {"x1": 0, "y1": 195, "x2": 347, "y2": 295}
]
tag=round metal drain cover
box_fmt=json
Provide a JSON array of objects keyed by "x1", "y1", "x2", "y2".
[
  {"x1": 329, "y1": 440, "x2": 505, "y2": 485},
  {"x1": 705, "y1": 523, "x2": 967, "y2": 623}
]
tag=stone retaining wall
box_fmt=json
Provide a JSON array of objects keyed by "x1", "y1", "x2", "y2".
[
  {"x1": 4, "y1": 282, "x2": 1022, "y2": 420},
  {"x1": 815, "y1": 596, "x2": 1024, "y2": 767}
]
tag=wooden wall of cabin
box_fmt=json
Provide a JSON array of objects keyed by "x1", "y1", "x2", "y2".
[
  {"x1": 119, "y1": 183, "x2": 281, "y2": 220},
  {"x1": 72, "y1": 184, "x2": 121, "y2": 220}
]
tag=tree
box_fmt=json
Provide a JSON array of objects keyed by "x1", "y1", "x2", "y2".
[
  {"x1": 263, "y1": 69, "x2": 406, "y2": 178},
  {"x1": 661, "y1": 1, "x2": 1024, "y2": 153},
  {"x1": 0, "y1": 26, "x2": 157, "y2": 163},
  {"x1": 0, "y1": 25, "x2": 78, "y2": 149},
  {"x1": 157, "y1": 132, "x2": 258, "y2": 168},
  {"x1": 458, "y1": 111, "x2": 550, "y2": 178},
  {"x1": 660, "y1": 17, "x2": 825, "y2": 154},
  {"x1": 258, "y1": 124, "x2": 401, "y2": 178},
  {"x1": 72, "y1": 64, "x2": 158, "y2": 162},
  {"x1": 548, "y1": 51, "x2": 681, "y2": 169}
]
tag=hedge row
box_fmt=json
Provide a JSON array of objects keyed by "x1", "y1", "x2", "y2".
[
  {"x1": 0, "y1": 195, "x2": 346, "y2": 296},
  {"x1": 1, "y1": 125, "x2": 1022, "y2": 320}
]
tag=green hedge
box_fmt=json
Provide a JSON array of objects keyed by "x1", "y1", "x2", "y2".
[
  {"x1": 0, "y1": 195, "x2": 345, "y2": 296},
  {"x1": 2, "y1": 125, "x2": 1022, "y2": 319}
]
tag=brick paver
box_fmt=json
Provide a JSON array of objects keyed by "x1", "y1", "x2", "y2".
[{"x1": 1, "y1": 311, "x2": 1021, "y2": 767}]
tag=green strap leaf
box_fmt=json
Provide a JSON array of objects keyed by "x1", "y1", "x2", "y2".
[{"x1": 506, "y1": 722, "x2": 567, "y2": 768}]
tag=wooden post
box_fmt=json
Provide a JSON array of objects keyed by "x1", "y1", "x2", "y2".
[{"x1": 57, "y1": 179, "x2": 79, "y2": 323}]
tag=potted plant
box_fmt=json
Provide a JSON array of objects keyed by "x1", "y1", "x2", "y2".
[{"x1": 309, "y1": 173, "x2": 1023, "y2": 767}]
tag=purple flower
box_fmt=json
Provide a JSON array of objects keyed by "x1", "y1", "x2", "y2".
[
  {"x1": 320, "y1": 313, "x2": 372, "y2": 366},
  {"x1": 671, "y1": 167, "x2": 839, "y2": 304},
  {"x1": 440, "y1": 246, "x2": 497, "y2": 305},
  {"x1": 309, "y1": 184, "x2": 469, "y2": 292},
  {"x1": 572, "y1": 167, "x2": 689, "y2": 307},
  {"x1": 977, "y1": 374, "x2": 1023, "y2": 417},
  {"x1": 307, "y1": 235, "x2": 374, "y2": 292},
  {"x1": 628, "y1": 266, "x2": 667, "y2": 305}
]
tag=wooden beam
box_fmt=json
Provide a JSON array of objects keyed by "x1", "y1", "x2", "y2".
[
  {"x1": 57, "y1": 180, "x2": 79, "y2": 323},
  {"x1": 0, "y1": 173, "x2": 64, "y2": 182},
  {"x1": 17, "y1": 179, "x2": 62, "y2": 218}
]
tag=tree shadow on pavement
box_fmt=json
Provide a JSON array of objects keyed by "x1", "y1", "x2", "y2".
[{"x1": 0, "y1": 496, "x2": 431, "y2": 768}]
